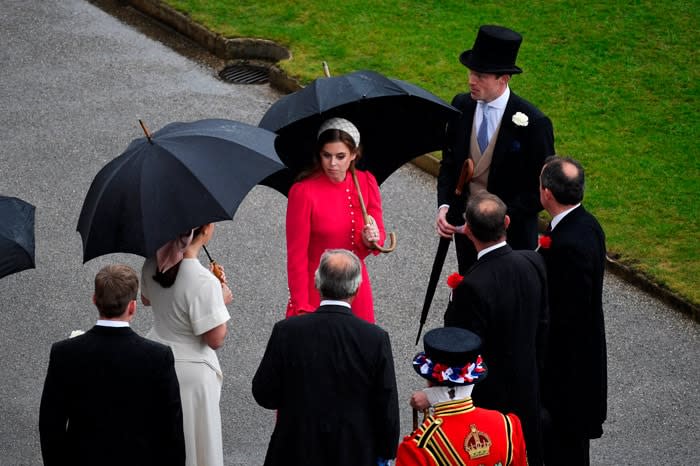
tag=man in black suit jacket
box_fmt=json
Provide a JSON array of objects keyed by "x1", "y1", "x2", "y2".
[
  {"x1": 252, "y1": 249, "x2": 400, "y2": 466},
  {"x1": 443, "y1": 192, "x2": 548, "y2": 466},
  {"x1": 39, "y1": 264, "x2": 185, "y2": 466},
  {"x1": 538, "y1": 157, "x2": 607, "y2": 465},
  {"x1": 437, "y1": 25, "x2": 555, "y2": 274}
]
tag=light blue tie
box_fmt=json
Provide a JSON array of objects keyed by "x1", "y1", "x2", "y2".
[{"x1": 477, "y1": 105, "x2": 489, "y2": 153}]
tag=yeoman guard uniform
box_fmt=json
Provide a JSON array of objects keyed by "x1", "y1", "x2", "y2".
[{"x1": 396, "y1": 327, "x2": 527, "y2": 466}]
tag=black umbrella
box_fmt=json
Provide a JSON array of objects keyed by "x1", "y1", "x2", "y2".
[
  {"x1": 0, "y1": 195, "x2": 36, "y2": 279},
  {"x1": 258, "y1": 69, "x2": 459, "y2": 196},
  {"x1": 77, "y1": 118, "x2": 284, "y2": 262},
  {"x1": 415, "y1": 159, "x2": 473, "y2": 345}
]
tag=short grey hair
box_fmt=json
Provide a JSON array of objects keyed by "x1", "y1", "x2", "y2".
[{"x1": 314, "y1": 249, "x2": 362, "y2": 300}]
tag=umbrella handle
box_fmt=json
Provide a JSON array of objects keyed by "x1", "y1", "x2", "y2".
[
  {"x1": 412, "y1": 407, "x2": 429, "y2": 431},
  {"x1": 351, "y1": 165, "x2": 397, "y2": 254},
  {"x1": 202, "y1": 245, "x2": 226, "y2": 284},
  {"x1": 138, "y1": 119, "x2": 153, "y2": 143},
  {"x1": 455, "y1": 158, "x2": 474, "y2": 196}
]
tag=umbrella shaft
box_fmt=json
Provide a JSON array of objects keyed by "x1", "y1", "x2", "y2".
[{"x1": 416, "y1": 237, "x2": 451, "y2": 344}]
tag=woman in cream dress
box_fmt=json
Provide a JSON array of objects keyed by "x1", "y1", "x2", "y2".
[{"x1": 141, "y1": 223, "x2": 232, "y2": 466}]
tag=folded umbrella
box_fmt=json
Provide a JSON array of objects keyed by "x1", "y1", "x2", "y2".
[
  {"x1": 77, "y1": 118, "x2": 285, "y2": 262},
  {"x1": 415, "y1": 159, "x2": 474, "y2": 344},
  {"x1": 0, "y1": 195, "x2": 36, "y2": 279}
]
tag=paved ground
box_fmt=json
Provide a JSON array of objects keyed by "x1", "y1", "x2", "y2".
[{"x1": 0, "y1": 1, "x2": 698, "y2": 465}]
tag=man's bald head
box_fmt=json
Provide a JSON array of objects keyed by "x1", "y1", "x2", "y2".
[
  {"x1": 465, "y1": 192, "x2": 508, "y2": 243},
  {"x1": 540, "y1": 156, "x2": 585, "y2": 206},
  {"x1": 314, "y1": 249, "x2": 362, "y2": 301}
]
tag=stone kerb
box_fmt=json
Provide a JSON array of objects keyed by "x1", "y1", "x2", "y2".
[{"x1": 128, "y1": 0, "x2": 290, "y2": 62}]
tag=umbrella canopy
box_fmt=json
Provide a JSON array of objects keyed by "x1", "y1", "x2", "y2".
[
  {"x1": 258, "y1": 69, "x2": 459, "y2": 195},
  {"x1": 77, "y1": 118, "x2": 284, "y2": 262},
  {"x1": 0, "y1": 195, "x2": 36, "y2": 279}
]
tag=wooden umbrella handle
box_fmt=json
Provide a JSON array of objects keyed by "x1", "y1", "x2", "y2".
[
  {"x1": 351, "y1": 165, "x2": 397, "y2": 253},
  {"x1": 455, "y1": 158, "x2": 474, "y2": 196},
  {"x1": 412, "y1": 407, "x2": 430, "y2": 432}
]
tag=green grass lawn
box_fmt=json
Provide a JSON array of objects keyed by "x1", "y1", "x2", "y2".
[{"x1": 165, "y1": 0, "x2": 699, "y2": 305}]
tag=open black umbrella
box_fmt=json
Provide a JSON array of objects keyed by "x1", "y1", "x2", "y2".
[
  {"x1": 0, "y1": 195, "x2": 36, "y2": 279},
  {"x1": 77, "y1": 118, "x2": 284, "y2": 262},
  {"x1": 258, "y1": 69, "x2": 459, "y2": 196}
]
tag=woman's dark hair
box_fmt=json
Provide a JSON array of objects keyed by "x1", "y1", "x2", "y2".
[
  {"x1": 152, "y1": 227, "x2": 203, "y2": 288},
  {"x1": 296, "y1": 128, "x2": 363, "y2": 181}
]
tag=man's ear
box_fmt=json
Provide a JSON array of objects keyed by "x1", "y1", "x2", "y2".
[
  {"x1": 127, "y1": 300, "x2": 137, "y2": 318},
  {"x1": 92, "y1": 294, "x2": 97, "y2": 305},
  {"x1": 541, "y1": 187, "x2": 553, "y2": 203},
  {"x1": 504, "y1": 215, "x2": 511, "y2": 230},
  {"x1": 463, "y1": 223, "x2": 475, "y2": 242}
]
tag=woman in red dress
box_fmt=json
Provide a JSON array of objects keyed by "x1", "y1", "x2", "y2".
[{"x1": 285, "y1": 118, "x2": 386, "y2": 323}]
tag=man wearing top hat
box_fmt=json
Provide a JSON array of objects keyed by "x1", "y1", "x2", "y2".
[
  {"x1": 437, "y1": 25, "x2": 555, "y2": 274},
  {"x1": 396, "y1": 327, "x2": 527, "y2": 466}
]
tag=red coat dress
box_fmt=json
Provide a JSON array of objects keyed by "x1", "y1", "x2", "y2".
[
  {"x1": 396, "y1": 397, "x2": 527, "y2": 466},
  {"x1": 285, "y1": 169, "x2": 385, "y2": 323}
]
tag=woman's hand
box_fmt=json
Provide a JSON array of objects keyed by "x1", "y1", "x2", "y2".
[
  {"x1": 209, "y1": 262, "x2": 227, "y2": 284},
  {"x1": 362, "y1": 215, "x2": 380, "y2": 247},
  {"x1": 221, "y1": 283, "x2": 233, "y2": 305}
]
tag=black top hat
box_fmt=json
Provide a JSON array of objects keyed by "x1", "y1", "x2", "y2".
[
  {"x1": 412, "y1": 327, "x2": 487, "y2": 386},
  {"x1": 459, "y1": 25, "x2": 523, "y2": 75}
]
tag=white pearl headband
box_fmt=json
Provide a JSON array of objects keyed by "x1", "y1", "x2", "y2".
[{"x1": 317, "y1": 117, "x2": 361, "y2": 147}]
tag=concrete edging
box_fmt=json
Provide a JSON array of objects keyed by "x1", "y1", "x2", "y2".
[{"x1": 126, "y1": 0, "x2": 699, "y2": 322}]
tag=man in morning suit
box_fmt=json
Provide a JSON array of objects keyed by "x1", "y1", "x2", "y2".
[
  {"x1": 538, "y1": 156, "x2": 607, "y2": 465},
  {"x1": 397, "y1": 327, "x2": 527, "y2": 466},
  {"x1": 252, "y1": 249, "x2": 400, "y2": 466},
  {"x1": 441, "y1": 192, "x2": 548, "y2": 465},
  {"x1": 39, "y1": 264, "x2": 185, "y2": 466},
  {"x1": 437, "y1": 24, "x2": 555, "y2": 274}
]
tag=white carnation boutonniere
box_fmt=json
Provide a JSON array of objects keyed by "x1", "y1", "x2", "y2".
[
  {"x1": 69, "y1": 330, "x2": 85, "y2": 338},
  {"x1": 512, "y1": 111, "x2": 529, "y2": 127}
]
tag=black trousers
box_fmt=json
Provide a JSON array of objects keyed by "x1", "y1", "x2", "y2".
[{"x1": 543, "y1": 423, "x2": 590, "y2": 466}]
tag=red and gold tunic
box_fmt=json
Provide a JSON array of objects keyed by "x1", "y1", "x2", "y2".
[
  {"x1": 396, "y1": 397, "x2": 527, "y2": 466},
  {"x1": 285, "y1": 169, "x2": 385, "y2": 323}
]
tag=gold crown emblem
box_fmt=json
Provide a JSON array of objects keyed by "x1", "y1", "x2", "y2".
[{"x1": 464, "y1": 423, "x2": 492, "y2": 459}]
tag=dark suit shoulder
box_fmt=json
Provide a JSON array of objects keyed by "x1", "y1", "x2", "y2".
[
  {"x1": 275, "y1": 307, "x2": 389, "y2": 340},
  {"x1": 451, "y1": 93, "x2": 474, "y2": 111},
  {"x1": 51, "y1": 327, "x2": 173, "y2": 364},
  {"x1": 554, "y1": 207, "x2": 605, "y2": 243},
  {"x1": 509, "y1": 92, "x2": 548, "y2": 119},
  {"x1": 514, "y1": 249, "x2": 546, "y2": 267}
]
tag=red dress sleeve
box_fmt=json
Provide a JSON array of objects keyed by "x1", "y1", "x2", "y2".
[
  {"x1": 356, "y1": 171, "x2": 387, "y2": 258},
  {"x1": 285, "y1": 181, "x2": 315, "y2": 316}
]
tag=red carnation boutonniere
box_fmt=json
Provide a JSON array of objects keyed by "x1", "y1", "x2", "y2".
[
  {"x1": 447, "y1": 272, "x2": 464, "y2": 289},
  {"x1": 538, "y1": 234, "x2": 552, "y2": 249}
]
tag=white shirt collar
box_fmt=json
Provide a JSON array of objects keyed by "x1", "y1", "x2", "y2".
[
  {"x1": 480, "y1": 85, "x2": 510, "y2": 110},
  {"x1": 96, "y1": 319, "x2": 130, "y2": 327},
  {"x1": 550, "y1": 204, "x2": 581, "y2": 230},
  {"x1": 320, "y1": 299, "x2": 351, "y2": 309},
  {"x1": 475, "y1": 87, "x2": 510, "y2": 142},
  {"x1": 423, "y1": 385, "x2": 474, "y2": 405},
  {"x1": 477, "y1": 241, "x2": 507, "y2": 260}
]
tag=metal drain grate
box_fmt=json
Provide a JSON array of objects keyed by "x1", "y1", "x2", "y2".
[{"x1": 219, "y1": 64, "x2": 270, "y2": 84}]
